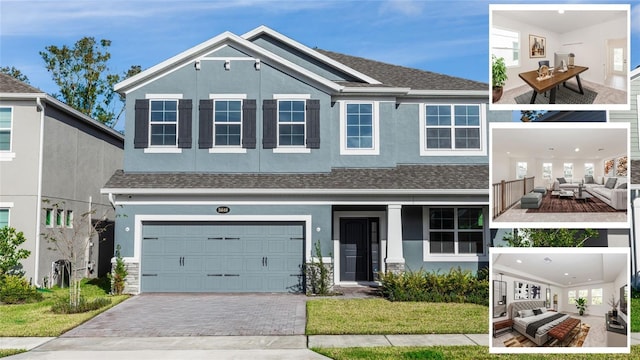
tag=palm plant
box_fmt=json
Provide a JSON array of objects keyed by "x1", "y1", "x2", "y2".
[{"x1": 575, "y1": 297, "x2": 587, "y2": 316}]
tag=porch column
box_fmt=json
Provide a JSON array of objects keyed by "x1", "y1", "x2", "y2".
[{"x1": 385, "y1": 204, "x2": 405, "y2": 273}]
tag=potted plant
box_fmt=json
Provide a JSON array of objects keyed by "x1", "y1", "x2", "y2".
[
  {"x1": 492, "y1": 55, "x2": 508, "y2": 103},
  {"x1": 575, "y1": 297, "x2": 587, "y2": 316},
  {"x1": 608, "y1": 294, "x2": 619, "y2": 317}
]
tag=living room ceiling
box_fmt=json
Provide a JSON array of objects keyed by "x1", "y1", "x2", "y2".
[
  {"x1": 493, "y1": 252, "x2": 626, "y2": 287},
  {"x1": 493, "y1": 9, "x2": 625, "y2": 34},
  {"x1": 492, "y1": 126, "x2": 627, "y2": 160}
]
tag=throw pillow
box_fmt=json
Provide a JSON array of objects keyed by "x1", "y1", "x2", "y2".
[
  {"x1": 518, "y1": 309, "x2": 534, "y2": 318},
  {"x1": 605, "y1": 177, "x2": 618, "y2": 189},
  {"x1": 539, "y1": 307, "x2": 547, "y2": 313},
  {"x1": 557, "y1": 177, "x2": 567, "y2": 184},
  {"x1": 617, "y1": 182, "x2": 627, "y2": 189},
  {"x1": 533, "y1": 309, "x2": 542, "y2": 315},
  {"x1": 585, "y1": 175, "x2": 594, "y2": 184}
]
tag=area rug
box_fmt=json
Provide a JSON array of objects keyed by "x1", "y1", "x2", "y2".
[
  {"x1": 526, "y1": 192, "x2": 619, "y2": 213},
  {"x1": 503, "y1": 323, "x2": 590, "y2": 347},
  {"x1": 515, "y1": 85, "x2": 597, "y2": 105}
]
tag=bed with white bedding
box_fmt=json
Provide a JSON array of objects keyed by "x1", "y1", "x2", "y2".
[{"x1": 508, "y1": 300, "x2": 569, "y2": 346}]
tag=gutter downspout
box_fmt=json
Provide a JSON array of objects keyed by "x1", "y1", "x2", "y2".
[
  {"x1": 34, "y1": 97, "x2": 45, "y2": 287},
  {"x1": 107, "y1": 192, "x2": 116, "y2": 208}
]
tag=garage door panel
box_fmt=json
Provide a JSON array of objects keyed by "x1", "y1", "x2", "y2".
[{"x1": 141, "y1": 222, "x2": 304, "y2": 293}]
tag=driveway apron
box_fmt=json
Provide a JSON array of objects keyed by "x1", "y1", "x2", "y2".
[{"x1": 62, "y1": 293, "x2": 307, "y2": 337}]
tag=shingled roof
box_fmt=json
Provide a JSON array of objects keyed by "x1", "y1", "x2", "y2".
[
  {"x1": 317, "y1": 49, "x2": 488, "y2": 91},
  {"x1": 0, "y1": 73, "x2": 44, "y2": 94},
  {"x1": 104, "y1": 165, "x2": 489, "y2": 191}
]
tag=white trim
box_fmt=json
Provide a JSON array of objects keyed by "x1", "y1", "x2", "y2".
[
  {"x1": 420, "y1": 103, "x2": 487, "y2": 156},
  {"x1": 0, "y1": 202, "x2": 14, "y2": 208},
  {"x1": 0, "y1": 153, "x2": 15, "y2": 161},
  {"x1": 209, "y1": 94, "x2": 247, "y2": 99},
  {"x1": 145, "y1": 94, "x2": 183, "y2": 99},
  {"x1": 422, "y1": 206, "x2": 489, "y2": 261},
  {"x1": 637, "y1": 95, "x2": 640, "y2": 151},
  {"x1": 272, "y1": 147, "x2": 311, "y2": 154},
  {"x1": 34, "y1": 97, "x2": 45, "y2": 286},
  {"x1": 144, "y1": 147, "x2": 182, "y2": 154},
  {"x1": 340, "y1": 87, "x2": 410, "y2": 95},
  {"x1": 133, "y1": 214, "x2": 313, "y2": 262},
  {"x1": 115, "y1": 31, "x2": 344, "y2": 94},
  {"x1": 339, "y1": 101, "x2": 380, "y2": 155},
  {"x1": 405, "y1": 90, "x2": 488, "y2": 97},
  {"x1": 201, "y1": 57, "x2": 256, "y2": 61},
  {"x1": 115, "y1": 200, "x2": 490, "y2": 206},
  {"x1": 242, "y1": 25, "x2": 381, "y2": 85},
  {"x1": 273, "y1": 94, "x2": 311, "y2": 100},
  {"x1": 209, "y1": 148, "x2": 247, "y2": 154},
  {"x1": 103, "y1": 188, "x2": 489, "y2": 195}
]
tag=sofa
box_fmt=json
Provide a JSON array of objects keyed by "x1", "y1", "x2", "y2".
[{"x1": 553, "y1": 176, "x2": 627, "y2": 210}]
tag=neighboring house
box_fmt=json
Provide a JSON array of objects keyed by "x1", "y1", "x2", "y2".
[
  {"x1": 609, "y1": 66, "x2": 640, "y2": 279},
  {"x1": 102, "y1": 26, "x2": 512, "y2": 294},
  {"x1": 0, "y1": 74, "x2": 123, "y2": 286}
]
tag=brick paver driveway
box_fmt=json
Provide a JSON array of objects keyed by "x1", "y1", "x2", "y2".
[{"x1": 62, "y1": 293, "x2": 307, "y2": 337}]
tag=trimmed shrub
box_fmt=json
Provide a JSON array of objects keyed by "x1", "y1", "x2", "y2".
[
  {"x1": 378, "y1": 267, "x2": 489, "y2": 306},
  {"x1": 0, "y1": 275, "x2": 43, "y2": 304},
  {"x1": 51, "y1": 296, "x2": 111, "y2": 314}
]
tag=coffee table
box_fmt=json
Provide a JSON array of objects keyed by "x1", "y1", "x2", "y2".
[
  {"x1": 552, "y1": 190, "x2": 574, "y2": 198},
  {"x1": 574, "y1": 192, "x2": 593, "y2": 203}
]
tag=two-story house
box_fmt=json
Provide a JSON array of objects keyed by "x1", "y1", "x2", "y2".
[
  {"x1": 102, "y1": 26, "x2": 511, "y2": 294},
  {"x1": 0, "y1": 74, "x2": 124, "y2": 286}
]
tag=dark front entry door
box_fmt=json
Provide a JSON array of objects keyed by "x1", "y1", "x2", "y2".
[{"x1": 340, "y1": 218, "x2": 376, "y2": 282}]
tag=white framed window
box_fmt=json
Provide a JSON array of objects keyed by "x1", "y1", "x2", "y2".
[
  {"x1": 516, "y1": 162, "x2": 527, "y2": 179},
  {"x1": 568, "y1": 290, "x2": 576, "y2": 305},
  {"x1": 578, "y1": 289, "x2": 588, "y2": 302},
  {"x1": 420, "y1": 104, "x2": 485, "y2": 156},
  {"x1": 339, "y1": 101, "x2": 380, "y2": 155},
  {"x1": 55, "y1": 209, "x2": 64, "y2": 227},
  {"x1": 591, "y1": 288, "x2": 603, "y2": 305},
  {"x1": 149, "y1": 99, "x2": 178, "y2": 147},
  {"x1": 0, "y1": 208, "x2": 9, "y2": 228},
  {"x1": 423, "y1": 207, "x2": 487, "y2": 260},
  {"x1": 584, "y1": 163, "x2": 594, "y2": 177},
  {"x1": 542, "y1": 163, "x2": 552, "y2": 180},
  {"x1": 491, "y1": 27, "x2": 520, "y2": 67},
  {"x1": 0, "y1": 107, "x2": 15, "y2": 161},
  {"x1": 277, "y1": 99, "x2": 306, "y2": 147},
  {"x1": 65, "y1": 210, "x2": 74, "y2": 228},
  {"x1": 45, "y1": 208, "x2": 53, "y2": 227},
  {"x1": 564, "y1": 163, "x2": 574, "y2": 179}
]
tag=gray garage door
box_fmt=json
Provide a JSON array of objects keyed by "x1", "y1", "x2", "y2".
[{"x1": 141, "y1": 221, "x2": 304, "y2": 293}]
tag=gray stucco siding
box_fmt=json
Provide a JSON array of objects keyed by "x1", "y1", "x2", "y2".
[
  {"x1": 124, "y1": 57, "x2": 334, "y2": 173},
  {"x1": 114, "y1": 204, "x2": 333, "y2": 259}
]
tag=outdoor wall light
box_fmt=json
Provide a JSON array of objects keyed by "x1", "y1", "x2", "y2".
[
  {"x1": 224, "y1": 59, "x2": 231, "y2": 71},
  {"x1": 255, "y1": 59, "x2": 261, "y2": 71}
]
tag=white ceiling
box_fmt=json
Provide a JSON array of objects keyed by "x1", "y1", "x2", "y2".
[
  {"x1": 493, "y1": 9, "x2": 625, "y2": 34},
  {"x1": 492, "y1": 126, "x2": 627, "y2": 160},
  {"x1": 493, "y1": 252, "x2": 626, "y2": 288}
]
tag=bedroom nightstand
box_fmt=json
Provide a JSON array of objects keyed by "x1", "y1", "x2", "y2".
[{"x1": 493, "y1": 318, "x2": 513, "y2": 337}]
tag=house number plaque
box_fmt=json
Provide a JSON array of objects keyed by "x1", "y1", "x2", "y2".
[{"x1": 216, "y1": 206, "x2": 230, "y2": 214}]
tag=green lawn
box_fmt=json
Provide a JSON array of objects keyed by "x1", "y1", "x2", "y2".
[
  {"x1": 314, "y1": 345, "x2": 640, "y2": 360},
  {"x1": 306, "y1": 298, "x2": 487, "y2": 335},
  {"x1": 0, "y1": 350, "x2": 26, "y2": 358},
  {"x1": 0, "y1": 279, "x2": 128, "y2": 337},
  {"x1": 631, "y1": 298, "x2": 640, "y2": 332}
]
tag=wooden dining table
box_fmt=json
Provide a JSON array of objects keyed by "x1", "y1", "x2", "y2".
[{"x1": 518, "y1": 66, "x2": 588, "y2": 104}]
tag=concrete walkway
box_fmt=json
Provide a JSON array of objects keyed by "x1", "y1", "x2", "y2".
[{"x1": 1, "y1": 333, "x2": 638, "y2": 359}]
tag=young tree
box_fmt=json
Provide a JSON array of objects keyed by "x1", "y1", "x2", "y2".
[
  {"x1": 41, "y1": 201, "x2": 109, "y2": 308},
  {"x1": 0, "y1": 66, "x2": 30, "y2": 83},
  {"x1": 502, "y1": 228, "x2": 598, "y2": 247},
  {"x1": 40, "y1": 37, "x2": 140, "y2": 127},
  {"x1": 0, "y1": 227, "x2": 30, "y2": 277}
]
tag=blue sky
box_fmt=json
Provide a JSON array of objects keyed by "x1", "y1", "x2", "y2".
[{"x1": 1, "y1": 0, "x2": 638, "y2": 107}]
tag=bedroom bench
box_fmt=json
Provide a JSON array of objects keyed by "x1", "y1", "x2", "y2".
[{"x1": 548, "y1": 317, "x2": 581, "y2": 346}]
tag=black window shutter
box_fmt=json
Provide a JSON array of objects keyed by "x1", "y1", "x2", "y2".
[
  {"x1": 178, "y1": 99, "x2": 192, "y2": 148},
  {"x1": 242, "y1": 99, "x2": 257, "y2": 149},
  {"x1": 306, "y1": 99, "x2": 320, "y2": 149},
  {"x1": 198, "y1": 100, "x2": 213, "y2": 149},
  {"x1": 134, "y1": 99, "x2": 149, "y2": 148},
  {"x1": 262, "y1": 99, "x2": 277, "y2": 149}
]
